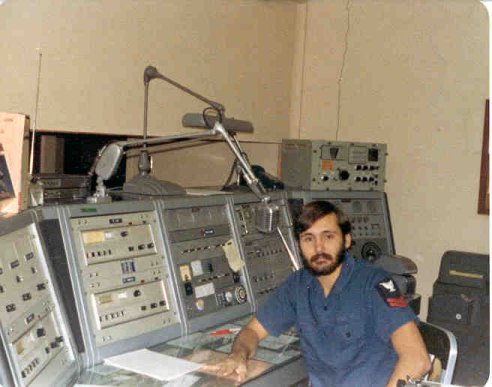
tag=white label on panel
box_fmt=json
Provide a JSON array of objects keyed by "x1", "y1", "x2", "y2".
[
  {"x1": 194, "y1": 283, "x2": 215, "y2": 298},
  {"x1": 190, "y1": 260, "x2": 203, "y2": 277}
]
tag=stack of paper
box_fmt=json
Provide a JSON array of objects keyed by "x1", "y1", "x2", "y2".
[{"x1": 104, "y1": 349, "x2": 202, "y2": 381}]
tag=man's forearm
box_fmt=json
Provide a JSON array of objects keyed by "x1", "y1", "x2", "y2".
[
  {"x1": 231, "y1": 327, "x2": 261, "y2": 361},
  {"x1": 387, "y1": 322, "x2": 432, "y2": 386}
]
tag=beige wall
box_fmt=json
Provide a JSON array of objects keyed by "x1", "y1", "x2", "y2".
[
  {"x1": 293, "y1": 0, "x2": 489, "y2": 318},
  {"x1": 0, "y1": 0, "x2": 297, "y2": 142},
  {"x1": 1, "y1": 0, "x2": 488, "y2": 319}
]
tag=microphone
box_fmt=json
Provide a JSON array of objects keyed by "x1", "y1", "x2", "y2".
[
  {"x1": 182, "y1": 113, "x2": 254, "y2": 133},
  {"x1": 255, "y1": 200, "x2": 280, "y2": 234}
]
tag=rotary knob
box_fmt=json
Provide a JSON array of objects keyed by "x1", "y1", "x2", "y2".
[
  {"x1": 339, "y1": 170, "x2": 350, "y2": 181},
  {"x1": 195, "y1": 299, "x2": 205, "y2": 311},
  {"x1": 361, "y1": 242, "x2": 382, "y2": 262},
  {"x1": 234, "y1": 286, "x2": 247, "y2": 304},
  {"x1": 225, "y1": 291, "x2": 233, "y2": 303}
]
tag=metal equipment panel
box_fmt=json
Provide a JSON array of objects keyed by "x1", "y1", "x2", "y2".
[
  {"x1": 157, "y1": 195, "x2": 253, "y2": 334},
  {"x1": 288, "y1": 190, "x2": 395, "y2": 262},
  {"x1": 0, "y1": 211, "x2": 79, "y2": 387},
  {"x1": 36, "y1": 200, "x2": 182, "y2": 367},
  {"x1": 228, "y1": 191, "x2": 300, "y2": 310},
  {"x1": 281, "y1": 140, "x2": 387, "y2": 191}
]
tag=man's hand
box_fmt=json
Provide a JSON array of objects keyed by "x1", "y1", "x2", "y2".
[
  {"x1": 202, "y1": 318, "x2": 269, "y2": 383},
  {"x1": 202, "y1": 352, "x2": 248, "y2": 382}
]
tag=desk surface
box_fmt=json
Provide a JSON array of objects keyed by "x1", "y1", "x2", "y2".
[{"x1": 77, "y1": 316, "x2": 306, "y2": 386}]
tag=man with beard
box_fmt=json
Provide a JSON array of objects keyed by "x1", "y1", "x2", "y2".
[{"x1": 205, "y1": 201, "x2": 430, "y2": 386}]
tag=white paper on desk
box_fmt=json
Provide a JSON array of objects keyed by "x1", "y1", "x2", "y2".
[
  {"x1": 74, "y1": 384, "x2": 107, "y2": 387},
  {"x1": 164, "y1": 374, "x2": 201, "y2": 387},
  {"x1": 104, "y1": 349, "x2": 202, "y2": 381}
]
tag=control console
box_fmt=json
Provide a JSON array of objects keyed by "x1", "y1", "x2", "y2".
[
  {"x1": 157, "y1": 195, "x2": 252, "y2": 333},
  {"x1": 288, "y1": 190, "x2": 395, "y2": 262},
  {"x1": 0, "y1": 211, "x2": 78, "y2": 387},
  {"x1": 230, "y1": 192, "x2": 300, "y2": 310},
  {"x1": 37, "y1": 201, "x2": 182, "y2": 366}
]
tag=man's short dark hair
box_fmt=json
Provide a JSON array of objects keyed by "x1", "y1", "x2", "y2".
[{"x1": 294, "y1": 200, "x2": 351, "y2": 239}]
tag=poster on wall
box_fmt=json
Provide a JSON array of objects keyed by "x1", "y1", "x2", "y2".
[{"x1": 0, "y1": 112, "x2": 30, "y2": 215}]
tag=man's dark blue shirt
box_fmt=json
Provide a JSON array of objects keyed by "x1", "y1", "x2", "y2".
[{"x1": 256, "y1": 253, "x2": 417, "y2": 387}]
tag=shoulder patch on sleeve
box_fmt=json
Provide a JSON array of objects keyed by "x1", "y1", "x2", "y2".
[{"x1": 375, "y1": 278, "x2": 407, "y2": 308}]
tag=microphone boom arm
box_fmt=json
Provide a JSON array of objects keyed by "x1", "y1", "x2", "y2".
[
  {"x1": 144, "y1": 66, "x2": 225, "y2": 113},
  {"x1": 212, "y1": 123, "x2": 269, "y2": 202},
  {"x1": 92, "y1": 121, "x2": 274, "y2": 211},
  {"x1": 141, "y1": 65, "x2": 271, "y2": 204},
  {"x1": 91, "y1": 64, "x2": 278, "y2": 233},
  {"x1": 94, "y1": 128, "x2": 219, "y2": 182}
]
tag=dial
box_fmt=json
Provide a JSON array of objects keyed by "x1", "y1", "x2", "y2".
[
  {"x1": 224, "y1": 291, "x2": 233, "y2": 303},
  {"x1": 361, "y1": 242, "x2": 382, "y2": 262},
  {"x1": 234, "y1": 286, "x2": 247, "y2": 304},
  {"x1": 195, "y1": 299, "x2": 205, "y2": 311},
  {"x1": 339, "y1": 170, "x2": 350, "y2": 181}
]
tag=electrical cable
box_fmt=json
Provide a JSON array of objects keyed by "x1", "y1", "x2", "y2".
[
  {"x1": 221, "y1": 132, "x2": 252, "y2": 190},
  {"x1": 335, "y1": 0, "x2": 351, "y2": 141},
  {"x1": 297, "y1": 2, "x2": 309, "y2": 139},
  {"x1": 221, "y1": 159, "x2": 238, "y2": 190},
  {"x1": 202, "y1": 106, "x2": 223, "y2": 129},
  {"x1": 198, "y1": 104, "x2": 239, "y2": 190}
]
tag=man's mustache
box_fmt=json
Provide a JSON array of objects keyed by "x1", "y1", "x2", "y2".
[{"x1": 310, "y1": 253, "x2": 334, "y2": 263}]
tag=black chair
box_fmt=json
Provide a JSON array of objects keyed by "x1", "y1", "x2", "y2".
[{"x1": 419, "y1": 321, "x2": 457, "y2": 384}]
